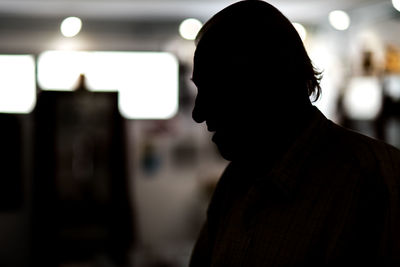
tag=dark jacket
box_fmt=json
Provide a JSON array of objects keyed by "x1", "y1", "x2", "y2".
[{"x1": 190, "y1": 108, "x2": 400, "y2": 266}]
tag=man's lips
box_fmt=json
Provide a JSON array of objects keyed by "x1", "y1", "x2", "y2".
[{"x1": 206, "y1": 120, "x2": 217, "y2": 132}]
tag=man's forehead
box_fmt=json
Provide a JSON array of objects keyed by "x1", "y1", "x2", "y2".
[{"x1": 193, "y1": 51, "x2": 260, "y2": 78}]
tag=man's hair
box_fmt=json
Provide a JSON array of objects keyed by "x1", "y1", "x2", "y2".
[{"x1": 195, "y1": 0, "x2": 322, "y2": 101}]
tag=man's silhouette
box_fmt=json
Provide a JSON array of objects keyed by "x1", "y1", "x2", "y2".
[{"x1": 189, "y1": 1, "x2": 400, "y2": 266}]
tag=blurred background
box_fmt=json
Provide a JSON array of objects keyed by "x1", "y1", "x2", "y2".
[{"x1": 1, "y1": 0, "x2": 400, "y2": 266}]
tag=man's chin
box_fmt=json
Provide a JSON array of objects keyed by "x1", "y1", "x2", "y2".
[
  {"x1": 216, "y1": 145, "x2": 234, "y2": 161},
  {"x1": 213, "y1": 134, "x2": 235, "y2": 161}
]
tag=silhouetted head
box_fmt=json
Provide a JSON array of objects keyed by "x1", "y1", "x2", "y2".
[{"x1": 192, "y1": 0, "x2": 321, "y2": 161}]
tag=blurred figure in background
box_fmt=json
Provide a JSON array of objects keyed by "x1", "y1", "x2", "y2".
[{"x1": 190, "y1": 0, "x2": 400, "y2": 266}]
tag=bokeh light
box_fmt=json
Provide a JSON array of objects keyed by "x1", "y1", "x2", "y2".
[
  {"x1": 60, "y1": 17, "x2": 82, "y2": 37},
  {"x1": 393, "y1": 0, "x2": 400, "y2": 12},
  {"x1": 179, "y1": 18, "x2": 203, "y2": 40},
  {"x1": 329, "y1": 10, "x2": 350, "y2": 31}
]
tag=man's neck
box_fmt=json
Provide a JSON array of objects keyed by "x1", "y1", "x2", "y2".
[{"x1": 235, "y1": 103, "x2": 315, "y2": 170}]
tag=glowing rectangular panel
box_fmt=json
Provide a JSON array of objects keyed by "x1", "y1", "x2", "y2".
[
  {"x1": 116, "y1": 52, "x2": 179, "y2": 120},
  {"x1": 37, "y1": 51, "x2": 89, "y2": 91},
  {"x1": 0, "y1": 55, "x2": 36, "y2": 114},
  {"x1": 37, "y1": 51, "x2": 179, "y2": 119}
]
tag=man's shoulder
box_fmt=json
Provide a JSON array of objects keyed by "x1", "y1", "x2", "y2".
[
  {"x1": 325, "y1": 120, "x2": 400, "y2": 179},
  {"x1": 328, "y1": 120, "x2": 400, "y2": 156}
]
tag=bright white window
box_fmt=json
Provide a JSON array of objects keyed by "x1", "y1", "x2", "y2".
[
  {"x1": 37, "y1": 51, "x2": 179, "y2": 119},
  {"x1": 0, "y1": 55, "x2": 36, "y2": 114},
  {"x1": 116, "y1": 53, "x2": 178, "y2": 120},
  {"x1": 37, "y1": 51, "x2": 88, "y2": 91}
]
